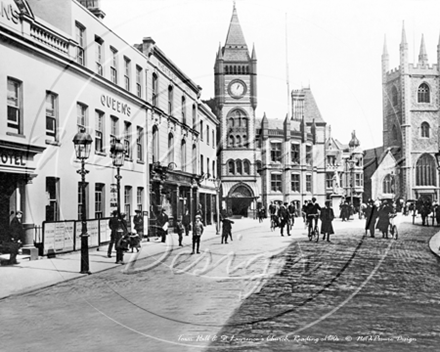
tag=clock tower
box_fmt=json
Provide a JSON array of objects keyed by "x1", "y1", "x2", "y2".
[{"x1": 214, "y1": 4, "x2": 260, "y2": 217}]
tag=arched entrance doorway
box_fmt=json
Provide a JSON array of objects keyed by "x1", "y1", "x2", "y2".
[{"x1": 227, "y1": 184, "x2": 254, "y2": 217}]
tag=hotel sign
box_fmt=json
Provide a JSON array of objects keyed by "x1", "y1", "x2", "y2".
[{"x1": 0, "y1": 150, "x2": 26, "y2": 166}]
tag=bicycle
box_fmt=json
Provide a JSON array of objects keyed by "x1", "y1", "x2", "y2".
[
  {"x1": 388, "y1": 213, "x2": 398, "y2": 240},
  {"x1": 307, "y1": 214, "x2": 319, "y2": 242}
]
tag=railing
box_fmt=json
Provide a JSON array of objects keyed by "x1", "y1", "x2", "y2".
[{"x1": 30, "y1": 23, "x2": 70, "y2": 55}]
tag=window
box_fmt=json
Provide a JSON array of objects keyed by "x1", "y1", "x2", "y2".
[
  {"x1": 212, "y1": 130, "x2": 215, "y2": 149},
  {"x1": 137, "y1": 187, "x2": 144, "y2": 211},
  {"x1": 110, "y1": 116, "x2": 118, "y2": 144},
  {"x1": 212, "y1": 160, "x2": 216, "y2": 178},
  {"x1": 200, "y1": 120, "x2": 204, "y2": 140},
  {"x1": 192, "y1": 144, "x2": 197, "y2": 173},
  {"x1": 95, "y1": 183, "x2": 105, "y2": 219},
  {"x1": 182, "y1": 96, "x2": 186, "y2": 124},
  {"x1": 270, "y1": 142, "x2": 282, "y2": 162},
  {"x1": 306, "y1": 145, "x2": 313, "y2": 165},
  {"x1": 236, "y1": 160, "x2": 242, "y2": 174},
  {"x1": 152, "y1": 73, "x2": 158, "y2": 106},
  {"x1": 124, "y1": 121, "x2": 131, "y2": 159},
  {"x1": 416, "y1": 154, "x2": 436, "y2": 186},
  {"x1": 200, "y1": 155, "x2": 204, "y2": 174},
  {"x1": 46, "y1": 92, "x2": 58, "y2": 140},
  {"x1": 152, "y1": 125, "x2": 159, "y2": 162},
  {"x1": 136, "y1": 66, "x2": 142, "y2": 97},
  {"x1": 192, "y1": 105, "x2": 196, "y2": 128},
  {"x1": 95, "y1": 36, "x2": 103, "y2": 76},
  {"x1": 77, "y1": 103, "x2": 88, "y2": 130},
  {"x1": 327, "y1": 155, "x2": 336, "y2": 166},
  {"x1": 291, "y1": 174, "x2": 300, "y2": 192},
  {"x1": 124, "y1": 57, "x2": 131, "y2": 91},
  {"x1": 181, "y1": 140, "x2": 187, "y2": 172},
  {"x1": 271, "y1": 174, "x2": 282, "y2": 192},
  {"x1": 46, "y1": 177, "x2": 59, "y2": 221},
  {"x1": 421, "y1": 122, "x2": 430, "y2": 138},
  {"x1": 168, "y1": 133, "x2": 174, "y2": 164},
  {"x1": 355, "y1": 173, "x2": 362, "y2": 187},
  {"x1": 229, "y1": 135, "x2": 234, "y2": 147},
  {"x1": 76, "y1": 22, "x2": 85, "y2": 65},
  {"x1": 228, "y1": 160, "x2": 235, "y2": 174},
  {"x1": 306, "y1": 174, "x2": 312, "y2": 192},
  {"x1": 418, "y1": 83, "x2": 430, "y2": 103},
  {"x1": 291, "y1": 144, "x2": 300, "y2": 164},
  {"x1": 110, "y1": 47, "x2": 118, "y2": 84},
  {"x1": 137, "y1": 126, "x2": 144, "y2": 161},
  {"x1": 326, "y1": 173, "x2": 333, "y2": 189},
  {"x1": 168, "y1": 85, "x2": 173, "y2": 115},
  {"x1": 124, "y1": 186, "x2": 132, "y2": 216},
  {"x1": 95, "y1": 110, "x2": 104, "y2": 153},
  {"x1": 392, "y1": 86, "x2": 398, "y2": 106},
  {"x1": 7, "y1": 78, "x2": 22, "y2": 134},
  {"x1": 383, "y1": 174, "x2": 394, "y2": 193},
  {"x1": 243, "y1": 160, "x2": 250, "y2": 175},
  {"x1": 207, "y1": 125, "x2": 210, "y2": 145},
  {"x1": 207, "y1": 157, "x2": 210, "y2": 176},
  {"x1": 78, "y1": 182, "x2": 89, "y2": 220}
]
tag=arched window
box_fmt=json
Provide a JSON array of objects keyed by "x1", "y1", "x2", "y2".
[
  {"x1": 246, "y1": 66, "x2": 249, "y2": 74},
  {"x1": 418, "y1": 83, "x2": 430, "y2": 103},
  {"x1": 168, "y1": 85, "x2": 173, "y2": 115},
  {"x1": 242, "y1": 118, "x2": 248, "y2": 128},
  {"x1": 233, "y1": 66, "x2": 237, "y2": 74},
  {"x1": 243, "y1": 160, "x2": 250, "y2": 174},
  {"x1": 236, "y1": 159, "x2": 242, "y2": 174},
  {"x1": 228, "y1": 160, "x2": 235, "y2": 174},
  {"x1": 181, "y1": 96, "x2": 186, "y2": 124},
  {"x1": 242, "y1": 135, "x2": 247, "y2": 148},
  {"x1": 192, "y1": 104, "x2": 196, "y2": 128},
  {"x1": 152, "y1": 125, "x2": 159, "y2": 162},
  {"x1": 168, "y1": 133, "x2": 174, "y2": 164},
  {"x1": 421, "y1": 122, "x2": 430, "y2": 138},
  {"x1": 416, "y1": 154, "x2": 436, "y2": 186},
  {"x1": 392, "y1": 86, "x2": 398, "y2": 107},
  {"x1": 225, "y1": 66, "x2": 229, "y2": 74},
  {"x1": 152, "y1": 73, "x2": 158, "y2": 107},
  {"x1": 192, "y1": 144, "x2": 197, "y2": 173},
  {"x1": 383, "y1": 174, "x2": 395, "y2": 193},
  {"x1": 181, "y1": 140, "x2": 187, "y2": 172},
  {"x1": 229, "y1": 135, "x2": 234, "y2": 147},
  {"x1": 229, "y1": 117, "x2": 234, "y2": 128},
  {"x1": 236, "y1": 135, "x2": 241, "y2": 147},
  {"x1": 238, "y1": 66, "x2": 241, "y2": 74}
]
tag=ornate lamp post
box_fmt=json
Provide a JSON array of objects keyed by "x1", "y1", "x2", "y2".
[
  {"x1": 110, "y1": 138, "x2": 125, "y2": 216},
  {"x1": 72, "y1": 127, "x2": 93, "y2": 275},
  {"x1": 213, "y1": 178, "x2": 222, "y2": 235}
]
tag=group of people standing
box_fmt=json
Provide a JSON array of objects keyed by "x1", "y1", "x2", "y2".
[{"x1": 364, "y1": 199, "x2": 396, "y2": 239}]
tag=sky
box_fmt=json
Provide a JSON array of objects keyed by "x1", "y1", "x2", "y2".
[{"x1": 101, "y1": 0, "x2": 440, "y2": 150}]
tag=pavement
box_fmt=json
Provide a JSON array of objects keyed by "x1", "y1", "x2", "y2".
[{"x1": 1, "y1": 214, "x2": 439, "y2": 301}]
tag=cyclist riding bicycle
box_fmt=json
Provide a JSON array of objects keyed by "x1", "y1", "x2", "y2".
[{"x1": 306, "y1": 197, "x2": 321, "y2": 238}]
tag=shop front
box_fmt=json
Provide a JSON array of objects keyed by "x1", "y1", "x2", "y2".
[{"x1": 0, "y1": 141, "x2": 45, "y2": 245}]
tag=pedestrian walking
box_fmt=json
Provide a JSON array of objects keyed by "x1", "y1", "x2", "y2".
[
  {"x1": 364, "y1": 199, "x2": 378, "y2": 237},
  {"x1": 376, "y1": 200, "x2": 394, "y2": 239},
  {"x1": 176, "y1": 219, "x2": 184, "y2": 246},
  {"x1": 182, "y1": 209, "x2": 191, "y2": 236},
  {"x1": 191, "y1": 216, "x2": 204, "y2": 254},
  {"x1": 115, "y1": 213, "x2": 128, "y2": 264},
  {"x1": 288, "y1": 201, "x2": 296, "y2": 230},
  {"x1": 320, "y1": 201, "x2": 335, "y2": 242},
  {"x1": 278, "y1": 203, "x2": 290, "y2": 236},
  {"x1": 157, "y1": 208, "x2": 169, "y2": 243},
  {"x1": 133, "y1": 209, "x2": 146, "y2": 241},
  {"x1": 302, "y1": 200, "x2": 309, "y2": 226},
  {"x1": 9, "y1": 210, "x2": 25, "y2": 244},
  {"x1": 221, "y1": 217, "x2": 234, "y2": 244},
  {"x1": 258, "y1": 206, "x2": 265, "y2": 223},
  {"x1": 107, "y1": 210, "x2": 119, "y2": 258}
]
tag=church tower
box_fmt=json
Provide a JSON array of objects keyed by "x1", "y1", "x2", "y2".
[
  {"x1": 381, "y1": 25, "x2": 440, "y2": 202},
  {"x1": 214, "y1": 4, "x2": 260, "y2": 216}
]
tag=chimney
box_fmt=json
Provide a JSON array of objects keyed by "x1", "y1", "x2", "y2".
[{"x1": 78, "y1": 0, "x2": 106, "y2": 19}]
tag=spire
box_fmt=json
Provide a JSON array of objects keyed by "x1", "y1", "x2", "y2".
[
  {"x1": 216, "y1": 42, "x2": 223, "y2": 60},
  {"x1": 251, "y1": 43, "x2": 257, "y2": 60},
  {"x1": 401, "y1": 21, "x2": 407, "y2": 45},
  {"x1": 418, "y1": 34, "x2": 428, "y2": 65},
  {"x1": 224, "y1": 4, "x2": 248, "y2": 53},
  {"x1": 382, "y1": 35, "x2": 388, "y2": 57}
]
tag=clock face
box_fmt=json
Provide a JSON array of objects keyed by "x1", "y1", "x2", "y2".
[{"x1": 228, "y1": 80, "x2": 246, "y2": 98}]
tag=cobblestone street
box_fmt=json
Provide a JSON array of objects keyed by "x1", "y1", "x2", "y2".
[
  {"x1": 207, "y1": 219, "x2": 440, "y2": 352},
  {"x1": 1, "y1": 217, "x2": 439, "y2": 352}
]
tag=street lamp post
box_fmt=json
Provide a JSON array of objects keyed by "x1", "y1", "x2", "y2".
[
  {"x1": 213, "y1": 179, "x2": 222, "y2": 235},
  {"x1": 110, "y1": 138, "x2": 126, "y2": 216},
  {"x1": 73, "y1": 127, "x2": 93, "y2": 275}
]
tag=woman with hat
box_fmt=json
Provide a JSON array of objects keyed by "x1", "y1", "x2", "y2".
[{"x1": 364, "y1": 199, "x2": 378, "y2": 238}]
